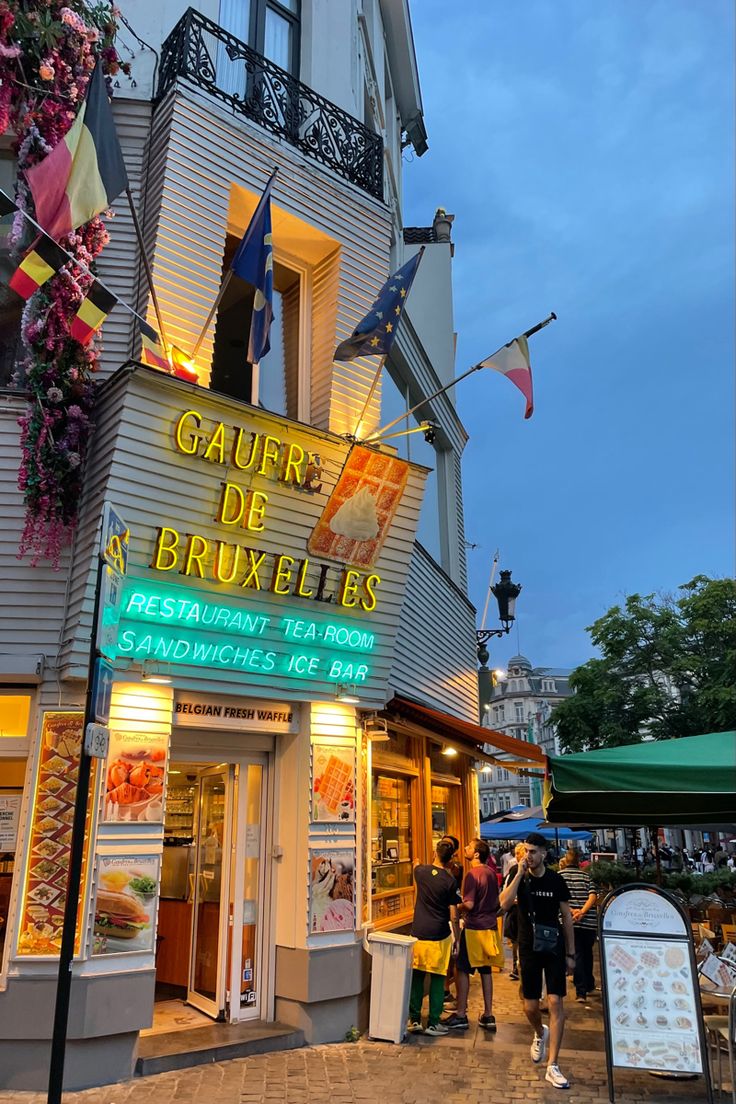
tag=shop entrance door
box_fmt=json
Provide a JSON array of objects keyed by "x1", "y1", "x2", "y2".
[
  {"x1": 187, "y1": 765, "x2": 233, "y2": 1019},
  {"x1": 228, "y1": 760, "x2": 267, "y2": 1021}
]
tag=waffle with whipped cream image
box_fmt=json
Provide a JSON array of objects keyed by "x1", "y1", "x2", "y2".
[{"x1": 308, "y1": 445, "x2": 409, "y2": 568}]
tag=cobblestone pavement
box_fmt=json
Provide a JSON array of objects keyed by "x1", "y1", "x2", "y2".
[{"x1": 0, "y1": 967, "x2": 714, "y2": 1104}]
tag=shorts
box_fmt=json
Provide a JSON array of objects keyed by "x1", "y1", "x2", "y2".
[
  {"x1": 457, "y1": 927, "x2": 505, "y2": 974},
  {"x1": 518, "y1": 945, "x2": 567, "y2": 1000}
]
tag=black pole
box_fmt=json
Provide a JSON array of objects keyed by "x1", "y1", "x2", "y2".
[{"x1": 47, "y1": 558, "x2": 104, "y2": 1104}]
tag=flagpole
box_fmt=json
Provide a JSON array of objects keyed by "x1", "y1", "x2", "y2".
[
  {"x1": 125, "y1": 188, "x2": 170, "y2": 354},
  {"x1": 190, "y1": 166, "x2": 280, "y2": 361},
  {"x1": 364, "y1": 312, "x2": 557, "y2": 443},
  {"x1": 350, "y1": 246, "x2": 426, "y2": 439},
  {"x1": 480, "y1": 550, "x2": 500, "y2": 630},
  {"x1": 0, "y1": 188, "x2": 148, "y2": 328}
]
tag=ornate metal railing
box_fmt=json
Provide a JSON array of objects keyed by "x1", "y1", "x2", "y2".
[{"x1": 157, "y1": 8, "x2": 384, "y2": 201}]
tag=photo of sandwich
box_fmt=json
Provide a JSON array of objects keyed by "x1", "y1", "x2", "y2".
[{"x1": 94, "y1": 889, "x2": 149, "y2": 942}]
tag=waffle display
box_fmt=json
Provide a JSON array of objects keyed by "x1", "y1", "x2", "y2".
[
  {"x1": 312, "y1": 746, "x2": 355, "y2": 822},
  {"x1": 17, "y1": 713, "x2": 95, "y2": 956},
  {"x1": 307, "y1": 445, "x2": 409, "y2": 569}
]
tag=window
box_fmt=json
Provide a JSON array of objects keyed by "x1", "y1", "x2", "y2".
[
  {"x1": 497, "y1": 767, "x2": 509, "y2": 782},
  {"x1": 211, "y1": 239, "x2": 302, "y2": 416},
  {"x1": 380, "y1": 365, "x2": 442, "y2": 564},
  {"x1": 497, "y1": 704, "x2": 505, "y2": 722},
  {"x1": 481, "y1": 793, "x2": 491, "y2": 818},
  {"x1": 499, "y1": 794, "x2": 511, "y2": 811},
  {"x1": 514, "y1": 702, "x2": 524, "y2": 722},
  {"x1": 218, "y1": 0, "x2": 300, "y2": 77}
]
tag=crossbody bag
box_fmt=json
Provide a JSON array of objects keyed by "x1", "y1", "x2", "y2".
[{"x1": 526, "y1": 877, "x2": 559, "y2": 954}]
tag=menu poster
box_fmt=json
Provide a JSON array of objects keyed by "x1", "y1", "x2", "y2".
[
  {"x1": 16, "y1": 712, "x2": 96, "y2": 957},
  {"x1": 311, "y1": 744, "x2": 355, "y2": 824},
  {"x1": 309, "y1": 849, "x2": 356, "y2": 933},
  {"x1": 604, "y1": 936, "x2": 703, "y2": 1073},
  {"x1": 103, "y1": 729, "x2": 168, "y2": 824},
  {"x1": 0, "y1": 794, "x2": 21, "y2": 851},
  {"x1": 92, "y1": 854, "x2": 160, "y2": 956}
]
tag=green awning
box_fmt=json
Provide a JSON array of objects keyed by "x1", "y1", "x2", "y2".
[{"x1": 544, "y1": 731, "x2": 736, "y2": 827}]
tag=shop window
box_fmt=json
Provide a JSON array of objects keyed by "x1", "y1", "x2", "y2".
[
  {"x1": 0, "y1": 151, "x2": 22, "y2": 388},
  {"x1": 371, "y1": 773, "x2": 414, "y2": 922},
  {"x1": 211, "y1": 243, "x2": 301, "y2": 417}
]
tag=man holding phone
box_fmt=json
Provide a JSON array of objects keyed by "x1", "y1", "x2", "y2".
[{"x1": 500, "y1": 832, "x2": 575, "y2": 1090}]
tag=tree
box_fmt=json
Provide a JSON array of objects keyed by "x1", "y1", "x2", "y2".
[{"x1": 551, "y1": 575, "x2": 736, "y2": 753}]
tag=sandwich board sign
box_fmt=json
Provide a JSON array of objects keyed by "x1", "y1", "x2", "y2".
[{"x1": 599, "y1": 884, "x2": 713, "y2": 1103}]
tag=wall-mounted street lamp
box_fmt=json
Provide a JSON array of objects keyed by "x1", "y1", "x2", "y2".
[{"x1": 476, "y1": 569, "x2": 522, "y2": 665}]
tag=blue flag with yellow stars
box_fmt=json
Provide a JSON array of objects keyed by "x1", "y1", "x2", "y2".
[
  {"x1": 232, "y1": 172, "x2": 275, "y2": 364},
  {"x1": 334, "y1": 249, "x2": 423, "y2": 362}
]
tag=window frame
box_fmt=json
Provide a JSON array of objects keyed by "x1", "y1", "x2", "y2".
[
  {"x1": 255, "y1": 246, "x2": 311, "y2": 424},
  {"x1": 250, "y1": 0, "x2": 301, "y2": 77}
]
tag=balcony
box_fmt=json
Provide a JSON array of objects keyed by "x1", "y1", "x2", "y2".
[{"x1": 157, "y1": 8, "x2": 384, "y2": 201}]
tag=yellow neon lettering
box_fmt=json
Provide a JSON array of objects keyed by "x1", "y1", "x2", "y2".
[
  {"x1": 232, "y1": 428, "x2": 259, "y2": 470},
  {"x1": 213, "y1": 541, "x2": 240, "y2": 583},
  {"x1": 241, "y1": 550, "x2": 266, "y2": 590},
  {"x1": 271, "y1": 554, "x2": 294, "y2": 595},
  {"x1": 257, "y1": 435, "x2": 281, "y2": 475},
  {"x1": 360, "y1": 573, "x2": 381, "y2": 612},
  {"x1": 217, "y1": 481, "x2": 245, "y2": 526},
  {"x1": 174, "y1": 410, "x2": 202, "y2": 455},
  {"x1": 282, "y1": 442, "x2": 305, "y2": 484},
  {"x1": 152, "y1": 527, "x2": 180, "y2": 571},
  {"x1": 338, "y1": 569, "x2": 361, "y2": 608},
  {"x1": 203, "y1": 422, "x2": 226, "y2": 464},
  {"x1": 182, "y1": 533, "x2": 208, "y2": 578},
  {"x1": 244, "y1": 490, "x2": 268, "y2": 531},
  {"x1": 295, "y1": 559, "x2": 313, "y2": 598}
]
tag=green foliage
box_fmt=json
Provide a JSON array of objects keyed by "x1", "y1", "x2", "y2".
[
  {"x1": 551, "y1": 576, "x2": 736, "y2": 752},
  {"x1": 344, "y1": 1025, "x2": 361, "y2": 1042},
  {"x1": 588, "y1": 861, "x2": 736, "y2": 901}
]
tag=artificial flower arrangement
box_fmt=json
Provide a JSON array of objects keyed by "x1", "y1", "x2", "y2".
[{"x1": 0, "y1": 1, "x2": 129, "y2": 567}]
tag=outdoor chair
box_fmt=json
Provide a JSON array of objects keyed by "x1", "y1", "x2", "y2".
[{"x1": 704, "y1": 984, "x2": 736, "y2": 1103}]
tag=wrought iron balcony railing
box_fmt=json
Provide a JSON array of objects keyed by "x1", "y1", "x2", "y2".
[{"x1": 157, "y1": 8, "x2": 384, "y2": 201}]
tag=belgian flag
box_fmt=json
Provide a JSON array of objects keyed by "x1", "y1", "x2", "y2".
[
  {"x1": 9, "y1": 234, "x2": 69, "y2": 299},
  {"x1": 139, "y1": 321, "x2": 169, "y2": 372},
  {"x1": 25, "y1": 61, "x2": 128, "y2": 241},
  {"x1": 70, "y1": 280, "x2": 118, "y2": 345}
]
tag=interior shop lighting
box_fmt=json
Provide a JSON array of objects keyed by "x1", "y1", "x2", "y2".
[
  {"x1": 141, "y1": 659, "x2": 173, "y2": 685},
  {"x1": 441, "y1": 745, "x2": 458, "y2": 757},
  {"x1": 363, "y1": 714, "x2": 390, "y2": 742},
  {"x1": 336, "y1": 684, "x2": 361, "y2": 704}
]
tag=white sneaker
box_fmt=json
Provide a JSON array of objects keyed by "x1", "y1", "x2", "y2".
[
  {"x1": 530, "y1": 1024, "x2": 549, "y2": 1063},
  {"x1": 545, "y1": 1064, "x2": 570, "y2": 1089}
]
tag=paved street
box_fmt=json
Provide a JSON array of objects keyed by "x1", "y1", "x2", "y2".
[{"x1": 0, "y1": 964, "x2": 713, "y2": 1104}]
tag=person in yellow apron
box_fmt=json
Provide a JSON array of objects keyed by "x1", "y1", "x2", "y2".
[
  {"x1": 408, "y1": 839, "x2": 460, "y2": 1035},
  {"x1": 442, "y1": 838, "x2": 504, "y2": 1033}
]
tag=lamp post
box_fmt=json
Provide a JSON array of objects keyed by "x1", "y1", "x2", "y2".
[{"x1": 476, "y1": 570, "x2": 522, "y2": 665}]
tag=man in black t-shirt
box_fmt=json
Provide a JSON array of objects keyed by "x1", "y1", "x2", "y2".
[
  {"x1": 500, "y1": 832, "x2": 575, "y2": 1091},
  {"x1": 408, "y1": 839, "x2": 460, "y2": 1036}
]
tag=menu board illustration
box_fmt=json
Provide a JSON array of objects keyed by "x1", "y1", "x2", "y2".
[
  {"x1": 92, "y1": 854, "x2": 160, "y2": 955},
  {"x1": 311, "y1": 744, "x2": 355, "y2": 823},
  {"x1": 16, "y1": 713, "x2": 96, "y2": 956},
  {"x1": 604, "y1": 936, "x2": 702, "y2": 1073},
  {"x1": 103, "y1": 729, "x2": 168, "y2": 824}
]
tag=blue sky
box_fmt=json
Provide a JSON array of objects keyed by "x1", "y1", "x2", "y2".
[{"x1": 404, "y1": 0, "x2": 735, "y2": 671}]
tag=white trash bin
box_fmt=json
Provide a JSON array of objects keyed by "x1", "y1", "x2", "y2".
[{"x1": 364, "y1": 927, "x2": 417, "y2": 1043}]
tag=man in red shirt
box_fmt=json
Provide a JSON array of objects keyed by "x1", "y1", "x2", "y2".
[{"x1": 442, "y1": 838, "x2": 503, "y2": 1031}]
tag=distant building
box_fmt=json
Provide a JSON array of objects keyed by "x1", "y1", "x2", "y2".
[{"x1": 478, "y1": 654, "x2": 572, "y2": 818}]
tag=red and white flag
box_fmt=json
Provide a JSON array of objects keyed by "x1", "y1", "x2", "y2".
[{"x1": 481, "y1": 335, "x2": 534, "y2": 419}]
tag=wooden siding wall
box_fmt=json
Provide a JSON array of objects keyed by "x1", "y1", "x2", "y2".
[
  {"x1": 0, "y1": 395, "x2": 71, "y2": 659},
  {"x1": 140, "y1": 86, "x2": 392, "y2": 438},
  {"x1": 389, "y1": 542, "x2": 478, "y2": 722},
  {"x1": 59, "y1": 368, "x2": 427, "y2": 711},
  {"x1": 95, "y1": 98, "x2": 152, "y2": 377}
]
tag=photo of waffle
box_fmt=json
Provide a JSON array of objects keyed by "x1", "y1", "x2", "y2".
[
  {"x1": 307, "y1": 445, "x2": 410, "y2": 569},
  {"x1": 311, "y1": 744, "x2": 355, "y2": 823},
  {"x1": 17, "y1": 712, "x2": 95, "y2": 957},
  {"x1": 607, "y1": 943, "x2": 637, "y2": 972}
]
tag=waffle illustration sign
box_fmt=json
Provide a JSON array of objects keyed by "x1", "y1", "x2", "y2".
[{"x1": 110, "y1": 387, "x2": 425, "y2": 706}]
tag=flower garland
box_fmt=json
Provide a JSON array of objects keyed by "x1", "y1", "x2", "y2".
[{"x1": 0, "y1": 1, "x2": 129, "y2": 567}]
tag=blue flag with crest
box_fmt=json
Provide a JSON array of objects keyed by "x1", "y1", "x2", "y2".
[
  {"x1": 231, "y1": 172, "x2": 275, "y2": 364},
  {"x1": 334, "y1": 249, "x2": 423, "y2": 362}
]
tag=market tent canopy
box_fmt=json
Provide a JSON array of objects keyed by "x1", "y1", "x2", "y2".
[
  {"x1": 385, "y1": 696, "x2": 546, "y2": 766},
  {"x1": 544, "y1": 731, "x2": 736, "y2": 827},
  {"x1": 480, "y1": 815, "x2": 592, "y2": 842}
]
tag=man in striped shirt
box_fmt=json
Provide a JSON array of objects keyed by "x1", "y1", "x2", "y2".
[{"x1": 558, "y1": 850, "x2": 598, "y2": 1002}]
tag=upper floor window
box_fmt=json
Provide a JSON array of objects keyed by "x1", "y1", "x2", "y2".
[
  {"x1": 497, "y1": 767, "x2": 509, "y2": 782},
  {"x1": 514, "y1": 702, "x2": 524, "y2": 722},
  {"x1": 218, "y1": 0, "x2": 301, "y2": 89}
]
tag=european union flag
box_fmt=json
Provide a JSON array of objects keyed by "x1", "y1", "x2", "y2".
[
  {"x1": 334, "y1": 249, "x2": 424, "y2": 362},
  {"x1": 231, "y1": 172, "x2": 275, "y2": 364}
]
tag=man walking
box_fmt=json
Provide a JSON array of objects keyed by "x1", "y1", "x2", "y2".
[
  {"x1": 443, "y1": 838, "x2": 503, "y2": 1032},
  {"x1": 407, "y1": 838, "x2": 459, "y2": 1036},
  {"x1": 500, "y1": 832, "x2": 575, "y2": 1090},
  {"x1": 558, "y1": 848, "x2": 598, "y2": 1002}
]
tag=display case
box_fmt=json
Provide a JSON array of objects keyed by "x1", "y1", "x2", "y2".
[
  {"x1": 164, "y1": 783, "x2": 195, "y2": 841},
  {"x1": 371, "y1": 773, "x2": 414, "y2": 923}
]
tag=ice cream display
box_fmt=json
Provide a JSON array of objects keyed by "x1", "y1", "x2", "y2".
[{"x1": 329, "y1": 486, "x2": 379, "y2": 541}]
